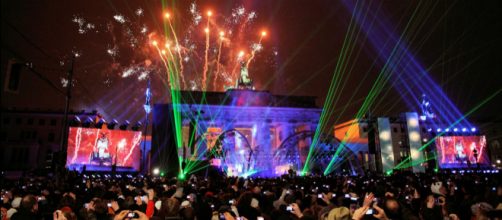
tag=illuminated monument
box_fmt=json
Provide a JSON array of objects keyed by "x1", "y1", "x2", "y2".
[
  {"x1": 235, "y1": 62, "x2": 254, "y2": 90},
  {"x1": 152, "y1": 66, "x2": 360, "y2": 177}
]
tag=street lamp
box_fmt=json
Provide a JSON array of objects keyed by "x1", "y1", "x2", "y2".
[{"x1": 142, "y1": 79, "x2": 152, "y2": 173}]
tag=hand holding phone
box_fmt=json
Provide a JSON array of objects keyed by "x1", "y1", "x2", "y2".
[
  {"x1": 365, "y1": 208, "x2": 374, "y2": 215},
  {"x1": 127, "y1": 212, "x2": 135, "y2": 218}
]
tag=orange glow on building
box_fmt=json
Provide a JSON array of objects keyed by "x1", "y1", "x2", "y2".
[{"x1": 334, "y1": 119, "x2": 368, "y2": 144}]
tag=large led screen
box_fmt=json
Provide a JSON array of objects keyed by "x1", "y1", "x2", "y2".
[
  {"x1": 436, "y1": 136, "x2": 488, "y2": 168},
  {"x1": 66, "y1": 127, "x2": 142, "y2": 171}
]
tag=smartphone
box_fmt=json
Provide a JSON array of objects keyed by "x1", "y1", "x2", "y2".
[
  {"x1": 127, "y1": 212, "x2": 137, "y2": 218},
  {"x1": 219, "y1": 213, "x2": 225, "y2": 220},
  {"x1": 366, "y1": 208, "x2": 374, "y2": 215},
  {"x1": 229, "y1": 200, "x2": 234, "y2": 205},
  {"x1": 84, "y1": 203, "x2": 89, "y2": 209},
  {"x1": 318, "y1": 194, "x2": 323, "y2": 199},
  {"x1": 257, "y1": 217, "x2": 264, "y2": 220},
  {"x1": 344, "y1": 194, "x2": 350, "y2": 198},
  {"x1": 286, "y1": 205, "x2": 293, "y2": 211},
  {"x1": 187, "y1": 195, "x2": 191, "y2": 199},
  {"x1": 107, "y1": 203, "x2": 112, "y2": 207},
  {"x1": 434, "y1": 198, "x2": 440, "y2": 205}
]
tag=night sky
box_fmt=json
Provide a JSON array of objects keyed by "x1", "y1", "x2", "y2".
[{"x1": 1, "y1": 0, "x2": 501, "y2": 125}]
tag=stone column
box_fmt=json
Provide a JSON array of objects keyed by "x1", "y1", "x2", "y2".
[
  {"x1": 280, "y1": 122, "x2": 294, "y2": 147},
  {"x1": 255, "y1": 120, "x2": 272, "y2": 176}
]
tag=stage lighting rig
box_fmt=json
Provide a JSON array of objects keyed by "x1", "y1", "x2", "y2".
[
  {"x1": 119, "y1": 120, "x2": 130, "y2": 130},
  {"x1": 107, "y1": 119, "x2": 118, "y2": 129},
  {"x1": 132, "y1": 121, "x2": 142, "y2": 131},
  {"x1": 82, "y1": 117, "x2": 94, "y2": 128}
]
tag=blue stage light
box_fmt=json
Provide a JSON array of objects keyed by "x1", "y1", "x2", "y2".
[
  {"x1": 107, "y1": 119, "x2": 118, "y2": 129},
  {"x1": 445, "y1": 128, "x2": 450, "y2": 132},
  {"x1": 462, "y1": 128, "x2": 467, "y2": 132},
  {"x1": 453, "y1": 128, "x2": 458, "y2": 132},
  {"x1": 95, "y1": 118, "x2": 106, "y2": 129},
  {"x1": 82, "y1": 117, "x2": 94, "y2": 128},
  {"x1": 437, "y1": 128, "x2": 442, "y2": 132},
  {"x1": 70, "y1": 116, "x2": 81, "y2": 126},
  {"x1": 471, "y1": 128, "x2": 477, "y2": 132},
  {"x1": 427, "y1": 128, "x2": 432, "y2": 132},
  {"x1": 120, "y1": 120, "x2": 130, "y2": 130}
]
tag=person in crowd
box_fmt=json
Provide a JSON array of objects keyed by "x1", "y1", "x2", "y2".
[
  {"x1": 11, "y1": 195, "x2": 38, "y2": 220},
  {"x1": 1, "y1": 170, "x2": 502, "y2": 220}
]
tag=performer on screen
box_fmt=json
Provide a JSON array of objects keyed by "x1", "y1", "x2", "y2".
[
  {"x1": 454, "y1": 141, "x2": 467, "y2": 164},
  {"x1": 91, "y1": 132, "x2": 112, "y2": 166},
  {"x1": 96, "y1": 133, "x2": 109, "y2": 158},
  {"x1": 469, "y1": 142, "x2": 480, "y2": 165}
]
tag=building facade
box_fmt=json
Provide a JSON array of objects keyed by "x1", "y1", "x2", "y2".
[
  {"x1": 152, "y1": 89, "x2": 352, "y2": 177},
  {"x1": 0, "y1": 109, "x2": 98, "y2": 171}
]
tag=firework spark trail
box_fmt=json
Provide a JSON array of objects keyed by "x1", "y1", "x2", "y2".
[
  {"x1": 88, "y1": 129, "x2": 101, "y2": 162},
  {"x1": 213, "y1": 31, "x2": 225, "y2": 90},
  {"x1": 246, "y1": 35, "x2": 265, "y2": 68},
  {"x1": 152, "y1": 41, "x2": 172, "y2": 87},
  {"x1": 124, "y1": 133, "x2": 142, "y2": 165},
  {"x1": 202, "y1": 11, "x2": 212, "y2": 91},
  {"x1": 166, "y1": 14, "x2": 186, "y2": 88},
  {"x1": 71, "y1": 2, "x2": 272, "y2": 93},
  {"x1": 71, "y1": 127, "x2": 82, "y2": 164}
]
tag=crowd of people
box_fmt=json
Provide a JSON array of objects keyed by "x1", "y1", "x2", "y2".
[{"x1": 1, "y1": 169, "x2": 502, "y2": 220}]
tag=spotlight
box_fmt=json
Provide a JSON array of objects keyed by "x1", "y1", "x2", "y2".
[
  {"x1": 153, "y1": 167, "x2": 160, "y2": 176},
  {"x1": 119, "y1": 120, "x2": 130, "y2": 130},
  {"x1": 453, "y1": 128, "x2": 458, "y2": 132},
  {"x1": 462, "y1": 128, "x2": 467, "y2": 132},
  {"x1": 471, "y1": 128, "x2": 477, "y2": 132},
  {"x1": 107, "y1": 119, "x2": 118, "y2": 129},
  {"x1": 70, "y1": 116, "x2": 81, "y2": 126},
  {"x1": 95, "y1": 118, "x2": 106, "y2": 129},
  {"x1": 82, "y1": 117, "x2": 94, "y2": 128},
  {"x1": 427, "y1": 128, "x2": 432, "y2": 132},
  {"x1": 437, "y1": 128, "x2": 442, "y2": 132},
  {"x1": 132, "y1": 121, "x2": 142, "y2": 131},
  {"x1": 445, "y1": 128, "x2": 450, "y2": 132}
]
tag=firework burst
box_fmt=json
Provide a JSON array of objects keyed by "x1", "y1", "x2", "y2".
[{"x1": 70, "y1": 2, "x2": 275, "y2": 92}]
